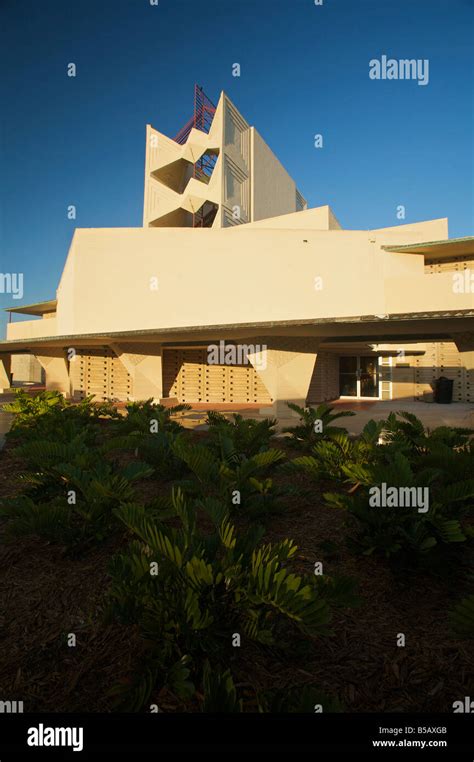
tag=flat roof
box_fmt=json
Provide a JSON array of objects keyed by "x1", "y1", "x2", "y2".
[
  {"x1": 382, "y1": 237, "x2": 474, "y2": 259},
  {"x1": 4, "y1": 299, "x2": 57, "y2": 316}
]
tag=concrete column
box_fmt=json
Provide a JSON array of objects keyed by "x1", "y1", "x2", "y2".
[
  {"x1": 111, "y1": 344, "x2": 163, "y2": 402},
  {"x1": 35, "y1": 350, "x2": 71, "y2": 396},
  {"x1": 248, "y1": 337, "x2": 320, "y2": 418},
  {"x1": 0, "y1": 354, "x2": 12, "y2": 393}
]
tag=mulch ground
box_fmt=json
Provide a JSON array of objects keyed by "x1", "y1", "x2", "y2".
[{"x1": 0, "y1": 432, "x2": 472, "y2": 713}]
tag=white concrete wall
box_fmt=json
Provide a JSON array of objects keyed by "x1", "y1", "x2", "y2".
[
  {"x1": 7, "y1": 317, "x2": 57, "y2": 340},
  {"x1": 49, "y1": 222, "x2": 474, "y2": 340},
  {"x1": 241, "y1": 205, "x2": 340, "y2": 231},
  {"x1": 251, "y1": 128, "x2": 298, "y2": 222}
]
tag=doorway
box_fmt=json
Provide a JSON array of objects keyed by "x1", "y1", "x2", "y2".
[{"x1": 339, "y1": 356, "x2": 380, "y2": 398}]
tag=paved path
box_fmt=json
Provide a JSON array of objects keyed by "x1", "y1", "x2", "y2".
[
  {"x1": 179, "y1": 400, "x2": 474, "y2": 435},
  {"x1": 329, "y1": 400, "x2": 474, "y2": 436}
]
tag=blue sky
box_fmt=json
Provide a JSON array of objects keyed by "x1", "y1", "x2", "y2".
[{"x1": 1, "y1": 0, "x2": 473, "y2": 335}]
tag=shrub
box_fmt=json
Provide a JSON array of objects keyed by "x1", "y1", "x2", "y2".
[
  {"x1": 287, "y1": 419, "x2": 384, "y2": 483},
  {"x1": 283, "y1": 402, "x2": 355, "y2": 449},
  {"x1": 134, "y1": 430, "x2": 190, "y2": 480},
  {"x1": 110, "y1": 488, "x2": 332, "y2": 647},
  {"x1": 450, "y1": 594, "x2": 474, "y2": 639},
  {"x1": 106, "y1": 488, "x2": 353, "y2": 709},
  {"x1": 105, "y1": 400, "x2": 193, "y2": 480},
  {"x1": 3, "y1": 391, "x2": 120, "y2": 444},
  {"x1": 325, "y1": 451, "x2": 473, "y2": 558},
  {"x1": 202, "y1": 665, "x2": 342, "y2": 713},
  {"x1": 206, "y1": 412, "x2": 277, "y2": 458},
  {"x1": 0, "y1": 453, "x2": 153, "y2": 545},
  {"x1": 115, "y1": 399, "x2": 190, "y2": 436},
  {"x1": 2, "y1": 388, "x2": 65, "y2": 423},
  {"x1": 171, "y1": 436, "x2": 286, "y2": 517},
  {"x1": 380, "y1": 411, "x2": 473, "y2": 456}
]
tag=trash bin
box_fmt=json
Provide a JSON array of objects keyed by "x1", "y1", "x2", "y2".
[{"x1": 433, "y1": 376, "x2": 454, "y2": 404}]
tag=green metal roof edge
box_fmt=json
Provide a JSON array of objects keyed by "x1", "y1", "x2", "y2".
[
  {"x1": 382, "y1": 236, "x2": 474, "y2": 252},
  {"x1": 0, "y1": 308, "x2": 473, "y2": 351}
]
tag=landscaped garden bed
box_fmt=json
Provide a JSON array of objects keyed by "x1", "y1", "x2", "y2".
[{"x1": 0, "y1": 391, "x2": 473, "y2": 712}]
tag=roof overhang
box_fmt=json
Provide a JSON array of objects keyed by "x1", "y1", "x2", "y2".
[
  {"x1": 4, "y1": 299, "x2": 57, "y2": 316},
  {"x1": 382, "y1": 237, "x2": 474, "y2": 260},
  {"x1": 0, "y1": 310, "x2": 473, "y2": 354}
]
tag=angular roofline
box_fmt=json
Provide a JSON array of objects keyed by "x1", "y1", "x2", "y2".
[{"x1": 4, "y1": 299, "x2": 57, "y2": 316}]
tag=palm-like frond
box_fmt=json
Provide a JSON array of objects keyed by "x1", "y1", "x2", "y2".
[{"x1": 450, "y1": 594, "x2": 474, "y2": 638}]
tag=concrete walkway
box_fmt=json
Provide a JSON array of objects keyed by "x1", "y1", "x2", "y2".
[
  {"x1": 177, "y1": 399, "x2": 474, "y2": 435},
  {"x1": 328, "y1": 399, "x2": 474, "y2": 436}
]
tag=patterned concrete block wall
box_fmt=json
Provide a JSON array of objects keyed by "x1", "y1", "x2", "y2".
[
  {"x1": 413, "y1": 342, "x2": 474, "y2": 402},
  {"x1": 424, "y1": 256, "x2": 474, "y2": 275},
  {"x1": 161, "y1": 346, "x2": 271, "y2": 404},
  {"x1": 307, "y1": 352, "x2": 339, "y2": 403},
  {"x1": 391, "y1": 361, "x2": 415, "y2": 399},
  {"x1": 69, "y1": 347, "x2": 131, "y2": 401}
]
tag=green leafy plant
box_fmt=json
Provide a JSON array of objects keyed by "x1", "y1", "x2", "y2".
[
  {"x1": 105, "y1": 488, "x2": 355, "y2": 710},
  {"x1": 4, "y1": 390, "x2": 120, "y2": 444},
  {"x1": 2, "y1": 388, "x2": 65, "y2": 422},
  {"x1": 134, "y1": 430, "x2": 190, "y2": 480},
  {"x1": 104, "y1": 399, "x2": 193, "y2": 482},
  {"x1": 110, "y1": 489, "x2": 335, "y2": 650},
  {"x1": 283, "y1": 402, "x2": 355, "y2": 449},
  {"x1": 259, "y1": 684, "x2": 342, "y2": 713},
  {"x1": 1, "y1": 454, "x2": 153, "y2": 545},
  {"x1": 325, "y1": 451, "x2": 473, "y2": 558},
  {"x1": 114, "y1": 399, "x2": 191, "y2": 436},
  {"x1": 380, "y1": 411, "x2": 473, "y2": 456},
  {"x1": 0, "y1": 495, "x2": 73, "y2": 543},
  {"x1": 450, "y1": 594, "x2": 474, "y2": 639},
  {"x1": 171, "y1": 436, "x2": 286, "y2": 516},
  {"x1": 287, "y1": 419, "x2": 384, "y2": 483},
  {"x1": 411, "y1": 438, "x2": 474, "y2": 488},
  {"x1": 206, "y1": 412, "x2": 277, "y2": 457},
  {"x1": 201, "y1": 665, "x2": 342, "y2": 713},
  {"x1": 201, "y1": 661, "x2": 243, "y2": 713}
]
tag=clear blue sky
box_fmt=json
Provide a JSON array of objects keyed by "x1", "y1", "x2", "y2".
[{"x1": 1, "y1": 0, "x2": 473, "y2": 335}]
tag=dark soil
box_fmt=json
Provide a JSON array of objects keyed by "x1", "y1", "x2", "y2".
[{"x1": 0, "y1": 431, "x2": 472, "y2": 713}]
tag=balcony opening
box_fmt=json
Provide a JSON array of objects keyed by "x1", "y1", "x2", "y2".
[
  {"x1": 193, "y1": 202, "x2": 219, "y2": 228},
  {"x1": 193, "y1": 149, "x2": 219, "y2": 185}
]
